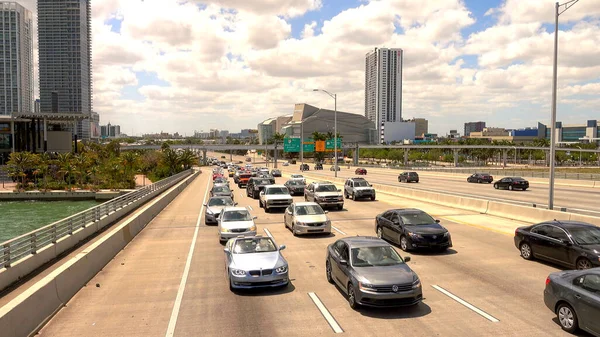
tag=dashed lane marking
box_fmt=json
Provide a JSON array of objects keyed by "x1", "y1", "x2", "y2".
[
  {"x1": 307, "y1": 292, "x2": 344, "y2": 333},
  {"x1": 432, "y1": 285, "x2": 499, "y2": 323}
]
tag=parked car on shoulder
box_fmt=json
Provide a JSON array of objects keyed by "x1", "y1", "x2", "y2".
[
  {"x1": 398, "y1": 172, "x2": 419, "y2": 183},
  {"x1": 344, "y1": 177, "x2": 376, "y2": 201},
  {"x1": 355, "y1": 168, "x2": 367, "y2": 175},
  {"x1": 374, "y1": 209, "x2": 452, "y2": 252},
  {"x1": 224, "y1": 235, "x2": 289, "y2": 290},
  {"x1": 204, "y1": 196, "x2": 235, "y2": 225},
  {"x1": 259, "y1": 185, "x2": 293, "y2": 213},
  {"x1": 218, "y1": 207, "x2": 257, "y2": 243},
  {"x1": 326, "y1": 236, "x2": 422, "y2": 309},
  {"x1": 544, "y1": 267, "x2": 600, "y2": 335},
  {"x1": 284, "y1": 202, "x2": 331, "y2": 236},
  {"x1": 246, "y1": 177, "x2": 275, "y2": 199},
  {"x1": 514, "y1": 220, "x2": 600, "y2": 270},
  {"x1": 494, "y1": 177, "x2": 529, "y2": 190},
  {"x1": 284, "y1": 179, "x2": 306, "y2": 196},
  {"x1": 467, "y1": 173, "x2": 493, "y2": 183},
  {"x1": 304, "y1": 181, "x2": 344, "y2": 210}
]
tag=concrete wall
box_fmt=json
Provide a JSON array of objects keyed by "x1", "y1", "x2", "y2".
[
  {"x1": 0, "y1": 190, "x2": 124, "y2": 201},
  {"x1": 0, "y1": 170, "x2": 199, "y2": 337}
]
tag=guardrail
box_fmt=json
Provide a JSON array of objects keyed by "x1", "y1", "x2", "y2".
[{"x1": 0, "y1": 169, "x2": 193, "y2": 268}]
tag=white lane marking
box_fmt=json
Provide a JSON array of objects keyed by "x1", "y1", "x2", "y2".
[
  {"x1": 307, "y1": 292, "x2": 344, "y2": 333},
  {"x1": 239, "y1": 192, "x2": 244, "y2": 198},
  {"x1": 431, "y1": 285, "x2": 499, "y2": 323},
  {"x1": 331, "y1": 226, "x2": 346, "y2": 235},
  {"x1": 263, "y1": 228, "x2": 273, "y2": 239},
  {"x1": 165, "y1": 176, "x2": 211, "y2": 337},
  {"x1": 247, "y1": 205, "x2": 253, "y2": 211}
]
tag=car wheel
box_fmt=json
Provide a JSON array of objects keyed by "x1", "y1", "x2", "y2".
[
  {"x1": 229, "y1": 276, "x2": 235, "y2": 292},
  {"x1": 265, "y1": 206, "x2": 270, "y2": 213},
  {"x1": 352, "y1": 193, "x2": 356, "y2": 201},
  {"x1": 258, "y1": 200, "x2": 263, "y2": 208},
  {"x1": 326, "y1": 260, "x2": 333, "y2": 284},
  {"x1": 337, "y1": 204, "x2": 343, "y2": 211},
  {"x1": 477, "y1": 179, "x2": 482, "y2": 183},
  {"x1": 344, "y1": 191, "x2": 349, "y2": 199},
  {"x1": 520, "y1": 243, "x2": 533, "y2": 260},
  {"x1": 348, "y1": 284, "x2": 358, "y2": 310},
  {"x1": 576, "y1": 258, "x2": 592, "y2": 270},
  {"x1": 400, "y1": 236, "x2": 409, "y2": 251},
  {"x1": 376, "y1": 227, "x2": 383, "y2": 239},
  {"x1": 292, "y1": 223, "x2": 297, "y2": 236},
  {"x1": 557, "y1": 303, "x2": 578, "y2": 334},
  {"x1": 508, "y1": 185, "x2": 513, "y2": 191},
  {"x1": 370, "y1": 195, "x2": 375, "y2": 201},
  {"x1": 238, "y1": 184, "x2": 242, "y2": 188},
  {"x1": 494, "y1": 184, "x2": 499, "y2": 189}
]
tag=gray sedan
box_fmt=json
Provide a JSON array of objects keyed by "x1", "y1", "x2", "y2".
[
  {"x1": 326, "y1": 236, "x2": 422, "y2": 309},
  {"x1": 544, "y1": 268, "x2": 600, "y2": 335},
  {"x1": 284, "y1": 202, "x2": 331, "y2": 236},
  {"x1": 224, "y1": 236, "x2": 289, "y2": 290},
  {"x1": 204, "y1": 196, "x2": 235, "y2": 225},
  {"x1": 211, "y1": 185, "x2": 234, "y2": 200}
]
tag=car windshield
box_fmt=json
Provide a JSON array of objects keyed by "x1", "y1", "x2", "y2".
[
  {"x1": 291, "y1": 175, "x2": 303, "y2": 179},
  {"x1": 295, "y1": 205, "x2": 324, "y2": 215},
  {"x1": 208, "y1": 197, "x2": 234, "y2": 206},
  {"x1": 316, "y1": 184, "x2": 337, "y2": 192},
  {"x1": 272, "y1": 170, "x2": 280, "y2": 173},
  {"x1": 213, "y1": 186, "x2": 230, "y2": 193},
  {"x1": 479, "y1": 173, "x2": 490, "y2": 176},
  {"x1": 351, "y1": 246, "x2": 404, "y2": 267},
  {"x1": 513, "y1": 177, "x2": 526, "y2": 181},
  {"x1": 287, "y1": 180, "x2": 303, "y2": 186},
  {"x1": 221, "y1": 210, "x2": 252, "y2": 221},
  {"x1": 354, "y1": 181, "x2": 370, "y2": 187},
  {"x1": 266, "y1": 187, "x2": 289, "y2": 195},
  {"x1": 408, "y1": 172, "x2": 418, "y2": 176},
  {"x1": 233, "y1": 238, "x2": 277, "y2": 254},
  {"x1": 399, "y1": 212, "x2": 435, "y2": 225},
  {"x1": 256, "y1": 179, "x2": 271, "y2": 185},
  {"x1": 569, "y1": 227, "x2": 600, "y2": 245}
]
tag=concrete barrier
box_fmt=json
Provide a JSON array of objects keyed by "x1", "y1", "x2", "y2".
[
  {"x1": 486, "y1": 201, "x2": 570, "y2": 224},
  {"x1": 0, "y1": 171, "x2": 199, "y2": 337},
  {"x1": 568, "y1": 213, "x2": 600, "y2": 227}
]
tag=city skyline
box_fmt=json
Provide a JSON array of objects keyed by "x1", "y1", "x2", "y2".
[{"x1": 10, "y1": 0, "x2": 600, "y2": 136}]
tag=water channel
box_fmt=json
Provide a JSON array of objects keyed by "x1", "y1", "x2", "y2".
[{"x1": 0, "y1": 200, "x2": 102, "y2": 242}]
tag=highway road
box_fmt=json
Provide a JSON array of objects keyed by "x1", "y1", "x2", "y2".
[{"x1": 37, "y1": 169, "x2": 579, "y2": 337}]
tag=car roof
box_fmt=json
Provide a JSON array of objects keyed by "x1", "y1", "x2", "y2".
[
  {"x1": 208, "y1": 196, "x2": 232, "y2": 200},
  {"x1": 293, "y1": 202, "x2": 320, "y2": 207},
  {"x1": 222, "y1": 206, "x2": 249, "y2": 212},
  {"x1": 533, "y1": 220, "x2": 598, "y2": 230},
  {"x1": 387, "y1": 208, "x2": 426, "y2": 215},
  {"x1": 265, "y1": 184, "x2": 286, "y2": 188},
  {"x1": 312, "y1": 181, "x2": 334, "y2": 185},
  {"x1": 348, "y1": 177, "x2": 366, "y2": 180},
  {"x1": 341, "y1": 236, "x2": 390, "y2": 248}
]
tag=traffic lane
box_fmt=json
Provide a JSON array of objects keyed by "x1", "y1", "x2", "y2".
[
  {"x1": 292, "y1": 167, "x2": 600, "y2": 212},
  {"x1": 38, "y1": 172, "x2": 211, "y2": 337},
  {"x1": 171, "y1": 175, "x2": 338, "y2": 337}
]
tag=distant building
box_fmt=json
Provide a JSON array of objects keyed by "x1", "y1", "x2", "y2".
[
  {"x1": 89, "y1": 111, "x2": 100, "y2": 139},
  {"x1": 538, "y1": 120, "x2": 600, "y2": 144},
  {"x1": 34, "y1": 99, "x2": 40, "y2": 113},
  {"x1": 219, "y1": 130, "x2": 229, "y2": 138},
  {"x1": 405, "y1": 118, "x2": 428, "y2": 137},
  {"x1": 100, "y1": 122, "x2": 121, "y2": 138},
  {"x1": 0, "y1": 2, "x2": 34, "y2": 115},
  {"x1": 469, "y1": 127, "x2": 539, "y2": 142},
  {"x1": 464, "y1": 121, "x2": 486, "y2": 137},
  {"x1": 365, "y1": 47, "x2": 403, "y2": 143},
  {"x1": 258, "y1": 115, "x2": 292, "y2": 145},
  {"x1": 447, "y1": 130, "x2": 461, "y2": 139}
]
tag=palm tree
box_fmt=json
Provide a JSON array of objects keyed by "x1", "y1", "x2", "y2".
[
  {"x1": 162, "y1": 148, "x2": 180, "y2": 175},
  {"x1": 73, "y1": 153, "x2": 90, "y2": 187},
  {"x1": 57, "y1": 154, "x2": 76, "y2": 191},
  {"x1": 33, "y1": 153, "x2": 52, "y2": 191},
  {"x1": 7, "y1": 152, "x2": 34, "y2": 187},
  {"x1": 178, "y1": 149, "x2": 197, "y2": 170},
  {"x1": 121, "y1": 152, "x2": 138, "y2": 184}
]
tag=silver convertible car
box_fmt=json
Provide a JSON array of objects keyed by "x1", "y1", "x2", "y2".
[{"x1": 224, "y1": 236, "x2": 289, "y2": 290}]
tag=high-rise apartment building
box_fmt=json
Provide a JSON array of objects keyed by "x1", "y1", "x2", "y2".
[
  {"x1": 38, "y1": 0, "x2": 93, "y2": 140},
  {"x1": 0, "y1": 2, "x2": 33, "y2": 115},
  {"x1": 464, "y1": 121, "x2": 486, "y2": 137},
  {"x1": 365, "y1": 47, "x2": 403, "y2": 143}
]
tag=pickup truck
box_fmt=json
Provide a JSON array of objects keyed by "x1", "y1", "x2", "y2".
[
  {"x1": 304, "y1": 181, "x2": 344, "y2": 210},
  {"x1": 259, "y1": 185, "x2": 293, "y2": 213}
]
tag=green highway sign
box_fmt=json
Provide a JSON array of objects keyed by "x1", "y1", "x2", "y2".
[
  {"x1": 283, "y1": 138, "x2": 301, "y2": 152},
  {"x1": 325, "y1": 138, "x2": 342, "y2": 150},
  {"x1": 303, "y1": 143, "x2": 315, "y2": 152}
]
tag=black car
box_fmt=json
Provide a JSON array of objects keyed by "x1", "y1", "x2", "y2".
[
  {"x1": 514, "y1": 220, "x2": 600, "y2": 270},
  {"x1": 284, "y1": 179, "x2": 306, "y2": 196},
  {"x1": 246, "y1": 177, "x2": 275, "y2": 199},
  {"x1": 271, "y1": 169, "x2": 282, "y2": 177},
  {"x1": 544, "y1": 268, "x2": 600, "y2": 335},
  {"x1": 467, "y1": 173, "x2": 493, "y2": 183},
  {"x1": 374, "y1": 209, "x2": 452, "y2": 252},
  {"x1": 326, "y1": 236, "x2": 422, "y2": 309},
  {"x1": 314, "y1": 163, "x2": 323, "y2": 170},
  {"x1": 493, "y1": 177, "x2": 529, "y2": 190},
  {"x1": 300, "y1": 164, "x2": 309, "y2": 171},
  {"x1": 398, "y1": 172, "x2": 419, "y2": 183}
]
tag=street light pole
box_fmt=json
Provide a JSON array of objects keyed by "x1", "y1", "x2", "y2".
[
  {"x1": 313, "y1": 89, "x2": 338, "y2": 177},
  {"x1": 300, "y1": 122, "x2": 304, "y2": 168},
  {"x1": 549, "y1": 0, "x2": 578, "y2": 210}
]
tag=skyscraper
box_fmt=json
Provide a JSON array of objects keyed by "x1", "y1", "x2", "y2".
[
  {"x1": 464, "y1": 121, "x2": 486, "y2": 137},
  {"x1": 0, "y1": 2, "x2": 33, "y2": 115},
  {"x1": 38, "y1": 0, "x2": 92, "y2": 140},
  {"x1": 365, "y1": 47, "x2": 403, "y2": 143}
]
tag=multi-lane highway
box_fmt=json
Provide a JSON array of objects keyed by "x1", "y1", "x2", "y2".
[{"x1": 37, "y1": 168, "x2": 577, "y2": 336}]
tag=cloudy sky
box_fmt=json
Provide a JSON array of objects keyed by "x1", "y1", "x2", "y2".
[{"x1": 20, "y1": 0, "x2": 600, "y2": 136}]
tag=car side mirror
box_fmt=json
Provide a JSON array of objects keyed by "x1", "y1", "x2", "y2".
[
  {"x1": 260, "y1": 191, "x2": 264, "y2": 195},
  {"x1": 253, "y1": 216, "x2": 258, "y2": 220},
  {"x1": 223, "y1": 247, "x2": 230, "y2": 253},
  {"x1": 561, "y1": 239, "x2": 572, "y2": 246},
  {"x1": 234, "y1": 202, "x2": 238, "y2": 206},
  {"x1": 203, "y1": 204, "x2": 207, "y2": 207},
  {"x1": 279, "y1": 245, "x2": 286, "y2": 251},
  {"x1": 340, "y1": 259, "x2": 348, "y2": 266},
  {"x1": 404, "y1": 256, "x2": 411, "y2": 262},
  {"x1": 435, "y1": 219, "x2": 440, "y2": 223}
]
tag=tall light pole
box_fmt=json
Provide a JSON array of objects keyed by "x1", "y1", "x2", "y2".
[
  {"x1": 313, "y1": 89, "x2": 338, "y2": 177},
  {"x1": 549, "y1": 0, "x2": 579, "y2": 210}
]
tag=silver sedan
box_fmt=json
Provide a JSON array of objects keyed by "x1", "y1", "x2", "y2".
[
  {"x1": 204, "y1": 196, "x2": 235, "y2": 225},
  {"x1": 224, "y1": 236, "x2": 289, "y2": 290},
  {"x1": 284, "y1": 202, "x2": 331, "y2": 236}
]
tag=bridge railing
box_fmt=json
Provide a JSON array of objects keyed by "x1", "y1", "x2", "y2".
[{"x1": 0, "y1": 169, "x2": 193, "y2": 268}]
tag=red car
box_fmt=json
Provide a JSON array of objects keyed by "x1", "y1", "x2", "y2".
[
  {"x1": 355, "y1": 168, "x2": 367, "y2": 175},
  {"x1": 212, "y1": 173, "x2": 223, "y2": 180}
]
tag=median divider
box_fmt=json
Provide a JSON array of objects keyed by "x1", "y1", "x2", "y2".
[
  {"x1": 0, "y1": 170, "x2": 200, "y2": 337},
  {"x1": 282, "y1": 171, "x2": 600, "y2": 227}
]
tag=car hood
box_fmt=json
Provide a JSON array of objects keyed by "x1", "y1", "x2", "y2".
[
  {"x1": 287, "y1": 185, "x2": 305, "y2": 189},
  {"x1": 213, "y1": 191, "x2": 233, "y2": 196},
  {"x1": 315, "y1": 191, "x2": 342, "y2": 197},
  {"x1": 220, "y1": 220, "x2": 255, "y2": 229},
  {"x1": 405, "y1": 224, "x2": 447, "y2": 235},
  {"x1": 354, "y1": 187, "x2": 374, "y2": 192},
  {"x1": 295, "y1": 214, "x2": 328, "y2": 223},
  {"x1": 207, "y1": 206, "x2": 228, "y2": 214},
  {"x1": 232, "y1": 251, "x2": 283, "y2": 270},
  {"x1": 581, "y1": 244, "x2": 600, "y2": 254},
  {"x1": 355, "y1": 264, "x2": 415, "y2": 285},
  {"x1": 265, "y1": 194, "x2": 293, "y2": 200}
]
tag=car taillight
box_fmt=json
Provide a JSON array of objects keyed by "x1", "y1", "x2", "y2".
[{"x1": 545, "y1": 277, "x2": 551, "y2": 286}]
